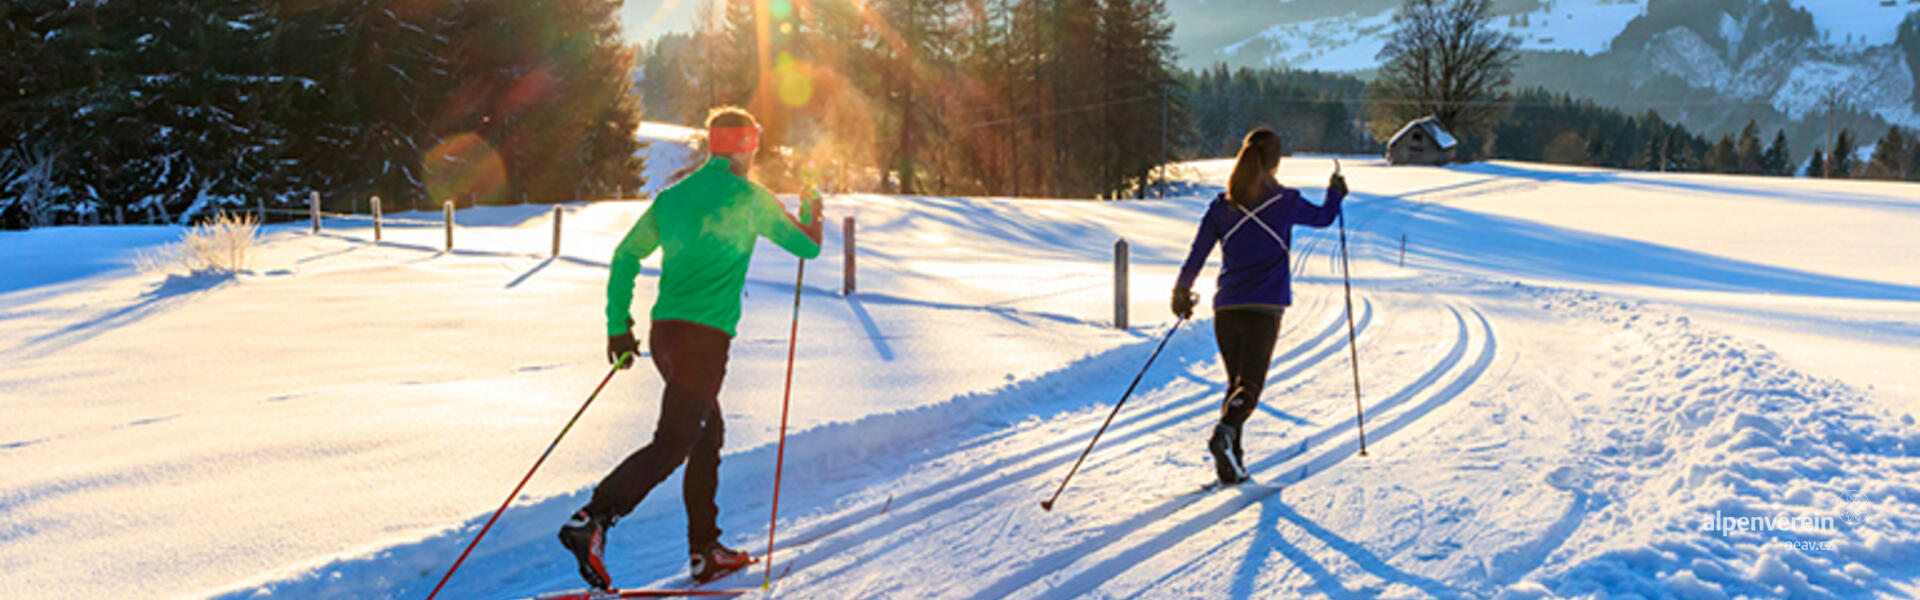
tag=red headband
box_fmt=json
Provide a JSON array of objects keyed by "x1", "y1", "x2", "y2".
[{"x1": 709, "y1": 125, "x2": 761, "y2": 154}]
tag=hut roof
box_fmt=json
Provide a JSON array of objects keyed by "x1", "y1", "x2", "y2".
[{"x1": 1388, "y1": 117, "x2": 1458, "y2": 150}]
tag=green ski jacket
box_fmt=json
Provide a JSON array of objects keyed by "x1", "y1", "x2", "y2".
[{"x1": 606, "y1": 158, "x2": 821, "y2": 337}]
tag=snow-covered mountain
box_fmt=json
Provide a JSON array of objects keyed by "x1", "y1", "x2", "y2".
[{"x1": 1176, "y1": 0, "x2": 1920, "y2": 138}]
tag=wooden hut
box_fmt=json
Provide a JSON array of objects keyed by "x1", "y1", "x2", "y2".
[{"x1": 1386, "y1": 116, "x2": 1457, "y2": 166}]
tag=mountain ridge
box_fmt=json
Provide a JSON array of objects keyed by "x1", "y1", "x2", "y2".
[{"x1": 1171, "y1": 0, "x2": 1920, "y2": 158}]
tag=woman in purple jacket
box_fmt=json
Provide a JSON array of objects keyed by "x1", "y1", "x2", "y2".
[{"x1": 1172, "y1": 127, "x2": 1345, "y2": 485}]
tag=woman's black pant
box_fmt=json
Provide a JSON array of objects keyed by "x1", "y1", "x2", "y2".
[{"x1": 1214, "y1": 308, "x2": 1282, "y2": 437}]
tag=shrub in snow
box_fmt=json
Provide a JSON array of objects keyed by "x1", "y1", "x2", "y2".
[{"x1": 137, "y1": 211, "x2": 260, "y2": 274}]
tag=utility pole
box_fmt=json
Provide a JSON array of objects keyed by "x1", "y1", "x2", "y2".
[
  {"x1": 1160, "y1": 87, "x2": 1169, "y2": 198},
  {"x1": 1824, "y1": 87, "x2": 1841, "y2": 179},
  {"x1": 1659, "y1": 126, "x2": 1668, "y2": 173}
]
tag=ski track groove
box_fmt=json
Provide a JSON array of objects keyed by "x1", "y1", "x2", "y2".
[
  {"x1": 773, "y1": 300, "x2": 1399, "y2": 594},
  {"x1": 618, "y1": 188, "x2": 1422, "y2": 597},
  {"x1": 961, "y1": 303, "x2": 1497, "y2": 600},
  {"x1": 701, "y1": 297, "x2": 1377, "y2": 592}
]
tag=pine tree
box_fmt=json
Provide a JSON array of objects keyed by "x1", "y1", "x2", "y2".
[
  {"x1": 310, "y1": 0, "x2": 439, "y2": 208},
  {"x1": 1704, "y1": 135, "x2": 1735, "y2": 174},
  {"x1": 1866, "y1": 126, "x2": 1911, "y2": 181},
  {"x1": 864, "y1": 0, "x2": 956, "y2": 194},
  {"x1": 1095, "y1": 0, "x2": 1181, "y2": 197},
  {"x1": 638, "y1": 33, "x2": 706, "y2": 126},
  {"x1": 1735, "y1": 120, "x2": 1762, "y2": 175},
  {"x1": 1, "y1": 1, "x2": 74, "y2": 225},
  {"x1": 1544, "y1": 131, "x2": 1587, "y2": 165},
  {"x1": 1662, "y1": 126, "x2": 1687, "y2": 172},
  {"x1": 1910, "y1": 135, "x2": 1920, "y2": 181},
  {"x1": 2, "y1": 0, "x2": 644, "y2": 220},
  {"x1": 1831, "y1": 129, "x2": 1858, "y2": 177},
  {"x1": 1805, "y1": 146, "x2": 1826, "y2": 178},
  {"x1": 1762, "y1": 130, "x2": 1790, "y2": 176},
  {"x1": 1638, "y1": 129, "x2": 1665, "y2": 172}
]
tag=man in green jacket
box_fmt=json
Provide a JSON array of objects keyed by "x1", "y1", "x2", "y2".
[{"x1": 560, "y1": 107, "x2": 823, "y2": 589}]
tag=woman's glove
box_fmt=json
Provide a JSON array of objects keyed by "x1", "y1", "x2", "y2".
[{"x1": 1171, "y1": 288, "x2": 1198, "y2": 319}]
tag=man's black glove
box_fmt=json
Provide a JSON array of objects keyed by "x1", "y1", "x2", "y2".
[
  {"x1": 608, "y1": 318, "x2": 638, "y2": 369},
  {"x1": 1171, "y1": 288, "x2": 1198, "y2": 320},
  {"x1": 1329, "y1": 173, "x2": 1348, "y2": 198}
]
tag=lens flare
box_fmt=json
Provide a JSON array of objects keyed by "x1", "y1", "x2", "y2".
[
  {"x1": 774, "y1": 52, "x2": 814, "y2": 107},
  {"x1": 501, "y1": 66, "x2": 556, "y2": 120},
  {"x1": 426, "y1": 133, "x2": 508, "y2": 207}
]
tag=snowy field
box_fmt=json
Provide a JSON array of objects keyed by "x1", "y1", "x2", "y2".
[{"x1": 4, "y1": 140, "x2": 1920, "y2": 599}]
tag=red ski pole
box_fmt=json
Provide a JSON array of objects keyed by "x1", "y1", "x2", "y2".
[
  {"x1": 764, "y1": 258, "x2": 805, "y2": 589},
  {"x1": 425, "y1": 354, "x2": 631, "y2": 600}
]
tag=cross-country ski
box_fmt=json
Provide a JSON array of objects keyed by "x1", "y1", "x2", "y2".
[
  {"x1": 520, "y1": 587, "x2": 757, "y2": 600},
  {"x1": 8, "y1": 1, "x2": 1920, "y2": 599}
]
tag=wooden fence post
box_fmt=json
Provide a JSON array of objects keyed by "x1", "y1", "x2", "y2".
[
  {"x1": 1399, "y1": 233, "x2": 1407, "y2": 268},
  {"x1": 372, "y1": 196, "x2": 382, "y2": 242},
  {"x1": 843, "y1": 216, "x2": 856, "y2": 295},
  {"x1": 256, "y1": 197, "x2": 265, "y2": 224},
  {"x1": 443, "y1": 200, "x2": 454, "y2": 251},
  {"x1": 1114, "y1": 238, "x2": 1129, "y2": 330},
  {"x1": 552, "y1": 205, "x2": 563, "y2": 257},
  {"x1": 115, "y1": 205, "x2": 124, "y2": 225},
  {"x1": 310, "y1": 191, "x2": 321, "y2": 233}
]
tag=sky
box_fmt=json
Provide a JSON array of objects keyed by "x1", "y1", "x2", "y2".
[{"x1": 620, "y1": 0, "x2": 704, "y2": 44}]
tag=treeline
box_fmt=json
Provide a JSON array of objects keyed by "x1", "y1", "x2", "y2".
[
  {"x1": 1487, "y1": 89, "x2": 1728, "y2": 172},
  {"x1": 1814, "y1": 126, "x2": 1920, "y2": 182},
  {"x1": 1489, "y1": 89, "x2": 1920, "y2": 181},
  {"x1": 637, "y1": 0, "x2": 1186, "y2": 198},
  {"x1": 1, "y1": 0, "x2": 642, "y2": 226},
  {"x1": 1179, "y1": 66, "x2": 1372, "y2": 158},
  {"x1": 1175, "y1": 69, "x2": 1920, "y2": 183}
]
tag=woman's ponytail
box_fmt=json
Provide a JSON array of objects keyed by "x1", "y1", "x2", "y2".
[{"x1": 1227, "y1": 128, "x2": 1283, "y2": 210}]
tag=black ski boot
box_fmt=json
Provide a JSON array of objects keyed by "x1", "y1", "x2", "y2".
[
  {"x1": 689, "y1": 540, "x2": 756, "y2": 583},
  {"x1": 558, "y1": 509, "x2": 613, "y2": 590},
  {"x1": 1209, "y1": 422, "x2": 1248, "y2": 485},
  {"x1": 1231, "y1": 423, "x2": 1247, "y2": 470}
]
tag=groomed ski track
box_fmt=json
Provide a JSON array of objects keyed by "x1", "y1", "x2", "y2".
[
  {"x1": 172, "y1": 156, "x2": 1920, "y2": 600},
  {"x1": 216, "y1": 213, "x2": 1511, "y2": 600}
]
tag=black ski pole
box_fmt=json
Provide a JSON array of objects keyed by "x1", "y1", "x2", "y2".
[
  {"x1": 1041, "y1": 316, "x2": 1186, "y2": 511},
  {"x1": 1334, "y1": 160, "x2": 1367, "y2": 457}
]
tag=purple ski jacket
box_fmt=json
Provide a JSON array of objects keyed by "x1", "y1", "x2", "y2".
[{"x1": 1175, "y1": 183, "x2": 1344, "y2": 311}]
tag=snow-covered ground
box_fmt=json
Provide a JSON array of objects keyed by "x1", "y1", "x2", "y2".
[
  {"x1": 635, "y1": 122, "x2": 702, "y2": 197},
  {"x1": 5, "y1": 143, "x2": 1919, "y2": 599}
]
